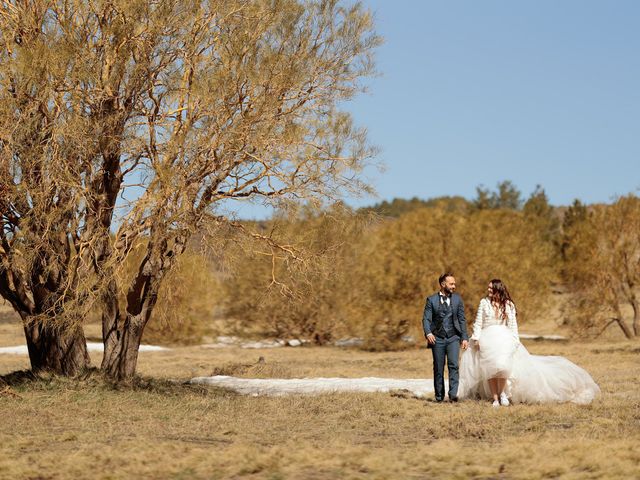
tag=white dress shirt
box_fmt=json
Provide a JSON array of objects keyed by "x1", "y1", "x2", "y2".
[{"x1": 438, "y1": 292, "x2": 451, "y2": 307}]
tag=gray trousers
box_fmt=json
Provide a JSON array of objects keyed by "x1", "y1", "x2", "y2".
[{"x1": 431, "y1": 334, "x2": 460, "y2": 400}]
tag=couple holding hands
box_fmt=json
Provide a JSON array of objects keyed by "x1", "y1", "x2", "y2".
[{"x1": 422, "y1": 274, "x2": 599, "y2": 406}]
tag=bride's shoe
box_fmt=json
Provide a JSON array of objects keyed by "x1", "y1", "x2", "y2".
[
  {"x1": 499, "y1": 392, "x2": 510, "y2": 406},
  {"x1": 492, "y1": 399, "x2": 500, "y2": 408}
]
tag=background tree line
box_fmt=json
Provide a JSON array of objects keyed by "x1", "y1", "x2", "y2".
[{"x1": 151, "y1": 182, "x2": 640, "y2": 347}]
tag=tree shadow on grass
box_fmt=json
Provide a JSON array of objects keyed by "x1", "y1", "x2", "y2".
[{"x1": 0, "y1": 367, "x2": 238, "y2": 398}]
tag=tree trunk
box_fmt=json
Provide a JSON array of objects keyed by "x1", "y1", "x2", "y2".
[
  {"x1": 101, "y1": 235, "x2": 185, "y2": 382},
  {"x1": 101, "y1": 261, "x2": 160, "y2": 382},
  {"x1": 101, "y1": 312, "x2": 147, "y2": 382},
  {"x1": 2, "y1": 273, "x2": 91, "y2": 376},
  {"x1": 631, "y1": 300, "x2": 640, "y2": 337},
  {"x1": 616, "y1": 318, "x2": 635, "y2": 339},
  {"x1": 23, "y1": 319, "x2": 91, "y2": 376}
]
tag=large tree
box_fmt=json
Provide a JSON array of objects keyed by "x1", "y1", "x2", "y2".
[
  {"x1": 563, "y1": 195, "x2": 640, "y2": 339},
  {"x1": 0, "y1": 0, "x2": 379, "y2": 380}
]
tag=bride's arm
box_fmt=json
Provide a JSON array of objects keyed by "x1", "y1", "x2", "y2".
[
  {"x1": 507, "y1": 302, "x2": 519, "y2": 342},
  {"x1": 470, "y1": 298, "x2": 485, "y2": 342}
]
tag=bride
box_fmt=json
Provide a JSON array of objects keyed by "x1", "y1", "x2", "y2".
[{"x1": 458, "y1": 279, "x2": 600, "y2": 406}]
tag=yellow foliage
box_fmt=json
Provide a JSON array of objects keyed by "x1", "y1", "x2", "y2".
[
  {"x1": 145, "y1": 252, "x2": 222, "y2": 345},
  {"x1": 222, "y1": 205, "x2": 370, "y2": 343},
  {"x1": 219, "y1": 204, "x2": 555, "y2": 347},
  {"x1": 352, "y1": 207, "x2": 556, "y2": 346},
  {"x1": 117, "y1": 246, "x2": 222, "y2": 345},
  {"x1": 563, "y1": 195, "x2": 640, "y2": 338}
]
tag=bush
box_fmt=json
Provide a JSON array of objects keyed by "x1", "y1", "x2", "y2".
[
  {"x1": 106, "y1": 242, "x2": 222, "y2": 346},
  {"x1": 222, "y1": 205, "x2": 370, "y2": 343},
  {"x1": 351, "y1": 207, "x2": 556, "y2": 345},
  {"x1": 562, "y1": 195, "x2": 640, "y2": 339},
  {"x1": 144, "y1": 251, "x2": 222, "y2": 345}
]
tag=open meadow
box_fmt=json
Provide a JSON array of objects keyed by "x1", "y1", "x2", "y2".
[
  {"x1": 1, "y1": 312, "x2": 639, "y2": 480},
  {"x1": 2, "y1": 1, "x2": 639, "y2": 478}
]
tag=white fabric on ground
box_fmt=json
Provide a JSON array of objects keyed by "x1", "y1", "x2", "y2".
[{"x1": 190, "y1": 375, "x2": 438, "y2": 397}]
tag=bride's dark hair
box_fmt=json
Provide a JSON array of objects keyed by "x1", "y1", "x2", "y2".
[{"x1": 488, "y1": 279, "x2": 515, "y2": 320}]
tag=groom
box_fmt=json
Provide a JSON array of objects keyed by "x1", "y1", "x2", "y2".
[{"x1": 422, "y1": 273, "x2": 469, "y2": 402}]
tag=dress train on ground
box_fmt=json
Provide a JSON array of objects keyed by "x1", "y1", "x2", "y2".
[{"x1": 458, "y1": 326, "x2": 600, "y2": 404}]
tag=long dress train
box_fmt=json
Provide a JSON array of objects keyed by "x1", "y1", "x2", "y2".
[
  {"x1": 458, "y1": 336, "x2": 600, "y2": 404},
  {"x1": 458, "y1": 298, "x2": 600, "y2": 404}
]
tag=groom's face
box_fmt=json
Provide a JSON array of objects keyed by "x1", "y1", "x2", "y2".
[{"x1": 441, "y1": 276, "x2": 456, "y2": 295}]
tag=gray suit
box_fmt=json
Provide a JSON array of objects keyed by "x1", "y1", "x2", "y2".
[{"x1": 422, "y1": 292, "x2": 468, "y2": 400}]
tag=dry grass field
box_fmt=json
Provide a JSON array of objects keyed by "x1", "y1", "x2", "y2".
[{"x1": 0, "y1": 309, "x2": 639, "y2": 479}]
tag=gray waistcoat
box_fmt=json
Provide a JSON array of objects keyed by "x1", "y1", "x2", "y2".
[{"x1": 437, "y1": 300, "x2": 455, "y2": 337}]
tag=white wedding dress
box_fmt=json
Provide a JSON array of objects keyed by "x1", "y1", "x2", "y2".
[{"x1": 458, "y1": 298, "x2": 600, "y2": 404}]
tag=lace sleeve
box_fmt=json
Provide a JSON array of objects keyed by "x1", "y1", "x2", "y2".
[
  {"x1": 507, "y1": 302, "x2": 519, "y2": 342},
  {"x1": 471, "y1": 298, "x2": 485, "y2": 341}
]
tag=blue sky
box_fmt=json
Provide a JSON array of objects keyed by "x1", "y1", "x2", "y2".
[{"x1": 235, "y1": 0, "x2": 640, "y2": 218}]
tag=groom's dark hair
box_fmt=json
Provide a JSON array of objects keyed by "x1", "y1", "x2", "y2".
[{"x1": 439, "y1": 272, "x2": 454, "y2": 285}]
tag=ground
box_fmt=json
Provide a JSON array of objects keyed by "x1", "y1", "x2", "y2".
[{"x1": 0, "y1": 308, "x2": 639, "y2": 479}]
